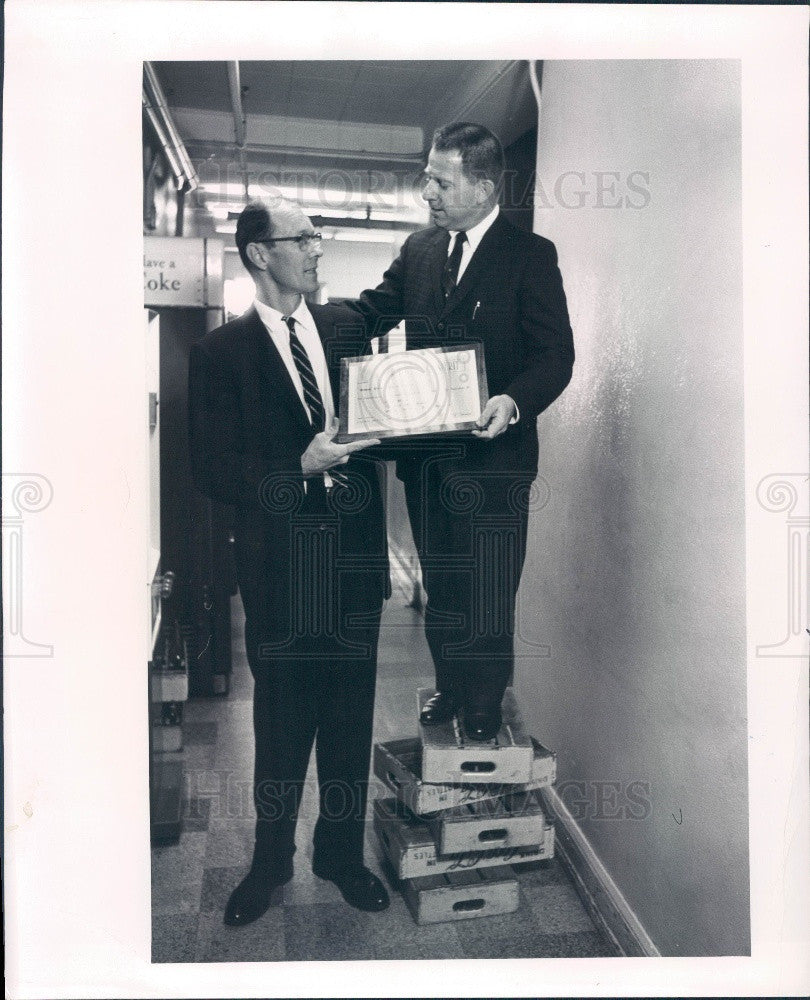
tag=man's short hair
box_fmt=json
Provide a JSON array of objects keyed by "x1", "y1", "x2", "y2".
[
  {"x1": 432, "y1": 122, "x2": 505, "y2": 188},
  {"x1": 235, "y1": 200, "x2": 274, "y2": 272}
]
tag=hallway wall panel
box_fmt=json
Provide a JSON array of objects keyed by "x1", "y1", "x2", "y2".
[{"x1": 516, "y1": 60, "x2": 747, "y2": 956}]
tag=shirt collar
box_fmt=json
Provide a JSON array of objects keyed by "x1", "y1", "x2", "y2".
[
  {"x1": 449, "y1": 203, "x2": 500, "y2": 255},
  {"x1": 254, "y1": 296, "x2": 316, "y2": 336}
]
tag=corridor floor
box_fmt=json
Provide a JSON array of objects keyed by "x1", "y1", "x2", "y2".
[{"x1": 151, "y1": 589, "x2": 615, "y2": 963}]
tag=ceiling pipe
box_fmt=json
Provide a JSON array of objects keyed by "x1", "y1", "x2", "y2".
[
  {"x1": 142, "y1": 93, "x2": 184, "y2": 182},
  {"x1": 227, "y1": 61, "x2": 247, "y2": 148},
  {"x1": 528, "y1": 60, "x2": 544, "y2": 236},
  {"x1": 528, "y1": 59, "x2": 542, "y2": 117},
  {"x1": 226, "y1": 61, "x2": 251, "y2": 201},
  {"x1": 143, "y1": 62, "x2": 198, "y2": 192}
]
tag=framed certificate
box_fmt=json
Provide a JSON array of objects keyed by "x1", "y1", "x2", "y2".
[{"x1": 335, "y1": 344, "x2": 489, "y2": 443}]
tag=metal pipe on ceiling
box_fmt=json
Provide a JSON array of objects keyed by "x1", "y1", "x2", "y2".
[
  {"x1": 143, "y1": 62, "x2": 198, "y2": 192},
  {"x1": 528, "y1": 60, "x2": 542, "y2": 116},
  {"x1": 227, "y1": 61, "x2": 250, "y2": 201},
  {"x1": 528, "y1": 59, "x2": 544, "y2": 236},
  {"x1": 227, "y1": 61, "x2": 247, "y2": 148},
  {"x1": 142, "y1": 94, "x2": 184, "y2": 182}
]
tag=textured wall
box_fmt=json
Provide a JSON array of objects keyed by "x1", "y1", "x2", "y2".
[{"x1": 516, "y1": 60, "x2": 748, "y2": 956}]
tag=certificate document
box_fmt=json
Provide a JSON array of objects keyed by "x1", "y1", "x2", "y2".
[{"x1": 336, "y1": 344, "x2": 488, "y2": 442}]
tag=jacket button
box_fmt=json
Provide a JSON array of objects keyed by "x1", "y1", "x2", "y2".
[{"x1": 437, "y1": 321, "x2": 445, "y2": 331}]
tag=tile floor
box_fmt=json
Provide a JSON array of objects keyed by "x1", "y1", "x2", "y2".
[{"x1": 151, "y1": 588, "x2": 615, "y2": 962}]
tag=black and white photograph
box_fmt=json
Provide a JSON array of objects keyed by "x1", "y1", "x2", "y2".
[
  {"x1": 144, "y1": 56, "x2": 746, "y2": 963},
  {"x1": 4, "y1": 3, "x2": 809, "y2": 998}
]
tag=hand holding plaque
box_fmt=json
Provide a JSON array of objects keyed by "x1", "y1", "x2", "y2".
[{"x1": 335, "y1": 344, "x2": 488, "y2": 443}]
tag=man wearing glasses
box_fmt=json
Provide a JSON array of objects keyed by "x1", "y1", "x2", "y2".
[{"x1": 188, "y1": 197, "x2": 390, "y2": 927}]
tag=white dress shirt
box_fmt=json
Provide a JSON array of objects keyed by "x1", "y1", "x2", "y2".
[
  {"x1": 447, "y1": 203, "x2": 500, "y2": 283},
  {"x1": 254, "y1": 296, "x2": 336, "y2": 486},
  {"x1": 254, "y1": 296, "x2": 335, "y2": 425}
]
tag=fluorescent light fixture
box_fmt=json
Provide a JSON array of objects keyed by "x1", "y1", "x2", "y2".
[
  {"x1": 199, "y1": 180, "x2": 427, "y2": 224},
  {"x1": 207, "y1": 202, "x2": 234, "y2": 221},
  {"x1": 332, "y1": 231, "x2": 402, "y2": 243},
  {"x1": 309, "y1": 208, "x2": 378, "y2": 221}
]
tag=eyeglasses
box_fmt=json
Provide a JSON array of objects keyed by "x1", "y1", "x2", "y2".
[{"x1": 256, "y1": 233, "x2": 323, "y2": 251}]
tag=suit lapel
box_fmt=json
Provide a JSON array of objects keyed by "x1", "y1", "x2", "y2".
[
  {"x1": 309, "y1": 301, "x2": 371, "y2": 406},
  {"x1": 307, "y1": 303, "x2": 335, "y2": 403},
  {"x1": 428, "y1": 227, "x2": 451, "y2": 317},
  {"x1": 308, "y1": 302, "x2": 330, "y2": 348},
  {"x1": 242, "y1": 306, "x2": 312, "y2": 436}
]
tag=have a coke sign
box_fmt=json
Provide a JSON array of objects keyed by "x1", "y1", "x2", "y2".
[{"x1": 144, "y1": 237, "x2": 223, "y2": 308}]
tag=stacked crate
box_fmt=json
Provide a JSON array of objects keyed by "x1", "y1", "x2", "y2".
[
  {"x1": 149, "y1": 620, "x2": 189, "y2": 843},
  {"x1": 373, "y1": 687, "x2": 556, "y2": 925}
]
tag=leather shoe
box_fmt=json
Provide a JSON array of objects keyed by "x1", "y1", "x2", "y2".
[
  {"x1": 419, "y1": 690, "x2": 457, "y2": 725},
  {"x1": 312, "y1": 862, "x2": 390, "y2": 912},
  {"x1": 463, "y1": 705, "x2": 502, "y2": 742},
  {"x1": 223, "y1": 866, "x2": 292, "y2": 927}
]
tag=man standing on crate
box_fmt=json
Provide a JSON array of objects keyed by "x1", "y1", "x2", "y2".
[
  {"x1": 188, "y1": 197, "x2": 390, "y2": 926},
  {"x1": 348, "y1": 122, "x2": 574, "y2": 743}
]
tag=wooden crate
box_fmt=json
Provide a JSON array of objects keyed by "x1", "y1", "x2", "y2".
[
  {"x1": 150, "y1": 756, "x2": 184, "y2": 843},
  {"x1": 427, "y1": 787, "x2": 553, "y2": 856},
  {"x1": 374, "y1": 736, "x2": 556, "y2": 815},
  {"x1": 150, "y1": 669, "x2": 189, "y2": 703},
  {"x1": 418, "y1": 687, "x2": 534, "y2": 784},
  {"x1": 373, "y1": 797, "x2": 551, "y2": 879},
  {"x1": 402, "y1": 866, "x2": 519, "y2": 925},
  {"x1": 151, "y1": 724, "x2": 182, "y2": 753}
]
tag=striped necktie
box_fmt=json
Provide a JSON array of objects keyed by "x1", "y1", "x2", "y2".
[
  {"x1": 283, "y1": 314, "x2": 325, "y2": 432},
  {"x1": 283, "y1": 315, "x2": 348, "y2": 490}
]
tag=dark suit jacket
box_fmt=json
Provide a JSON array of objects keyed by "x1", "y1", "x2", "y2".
[
  {"x1": 187, "y1": 302, "x2": 388, "y2": 611},
  {"x1": 350, "y1": 211, "x2": 574, "y2": 476}
]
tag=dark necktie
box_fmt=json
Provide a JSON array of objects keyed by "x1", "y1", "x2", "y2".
[
  {"x1": 283, "y1": 314, "x2": 348, "y2": 490},
  {"x1": 283, "y1": 315, "x2": 325, "y2": 432},
  {"x1": 442, "y1": 231, "x2": 467, "y2": 299}
]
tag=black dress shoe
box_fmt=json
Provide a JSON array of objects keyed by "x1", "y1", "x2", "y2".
[
  {"x1": 312, "y1": 863, "x2": 390, "y2": 912},
  {"x1": 223, "y1": 866, "x2": 292, "y2": 927},
  {"x1": 419, "y1": 690, "x2": 457, "y2": 725},
  {"x1": 463, "y1": 705, "x2": 502, "y2": 742}
]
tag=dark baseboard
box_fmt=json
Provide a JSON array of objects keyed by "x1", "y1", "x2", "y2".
[{"x1": 540, "y1": 785, "x2": 660, "y2": 958}]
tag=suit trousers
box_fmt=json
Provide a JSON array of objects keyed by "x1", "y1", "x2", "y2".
[
  {"x1": 401, "y1": 452, "x2": 532, "y2": 710},
  {"x1": 238, "y1": 482, "x2": 381, "y2": 876}
]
